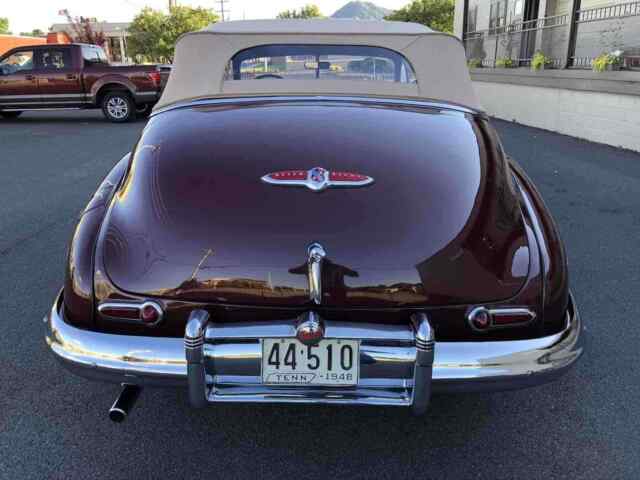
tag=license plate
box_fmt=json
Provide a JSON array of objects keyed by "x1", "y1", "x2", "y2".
[{"x1": 261, "y1": 338, "x2": 359, "y2": 386}]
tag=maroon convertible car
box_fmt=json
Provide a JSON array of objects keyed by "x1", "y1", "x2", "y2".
[{"x1": 45, "y1": 20, "x2": 583, "y2": 421}]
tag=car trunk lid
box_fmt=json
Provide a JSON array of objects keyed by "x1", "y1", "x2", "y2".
[{"x1": 101, "y1": 101, "x2": 530, "y2": 308}]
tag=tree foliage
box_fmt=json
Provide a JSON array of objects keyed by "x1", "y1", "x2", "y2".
[
  {"x1": 20, "y1": 29, "x2": 45, "y2": 37},
  {"x1": 0, "y1": 17, "x2": 10, "y2": 34},
  {"x1": 128, "y1": 6, "x2": 218, "y2": 63},
  {"x1": 277, "y1": 4, "x2": 323, "y2": 19},
  {"x1": 385, "y1": 0, "x2": 454, "y2": 33},
  {"x1": 63, "y1": 11, "x2": 106, "y2": 47}
]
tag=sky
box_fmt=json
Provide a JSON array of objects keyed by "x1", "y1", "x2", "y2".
[{"x1": 3, "y1": 0, "x2": 411, "y2": 36}]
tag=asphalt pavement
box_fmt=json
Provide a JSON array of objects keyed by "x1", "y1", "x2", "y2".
[{"x1": 1, "y1": 110, "x2": 639, "y2": 479}]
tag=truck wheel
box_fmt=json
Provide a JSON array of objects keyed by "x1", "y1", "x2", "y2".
[
  {"x1": 102, "y1": 92, "x2": 136, "y2": 123},
  {"x1": 135, "y1": 103, "x2": 152, "y2": 118},
  {"x1": 0, "y1": 111, "x2": 22, "y2": 119}
]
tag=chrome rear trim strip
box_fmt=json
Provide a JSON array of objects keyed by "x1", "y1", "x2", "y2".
[
  {"x1": 151, "y1": 95, "x2": 481, "y2": 118},
  {"x1": 207, "y1": 385, "x2": 412, "y2": 406}
]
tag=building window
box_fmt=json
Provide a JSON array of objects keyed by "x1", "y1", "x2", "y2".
[
  {"x1": 489, "y1": 0, "x2": 508, "y2": 32},
  {"x1": 467, "y1": 4, "x2": 478, "y2": 33},
  {"x1": 462, "y1": 0, "x2": 640, "y2": 69}
]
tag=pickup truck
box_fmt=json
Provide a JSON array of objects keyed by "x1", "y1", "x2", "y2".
[{"x1": 0, "y1": 43, "x2": 162, "y2": 122}]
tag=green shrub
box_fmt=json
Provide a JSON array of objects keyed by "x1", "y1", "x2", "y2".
[
  {"x1": 592, "y1": 51, "x2": 623, "y2": 72},
  {"x1": 531, "y1": 51, "x2": 552, "y2": 71},
  {"x1": 467, "y1": 58, "x2": 482, "y2": 68},
  {"x1": 496, "y1": 57, "x2": 515, "y2": 68}
]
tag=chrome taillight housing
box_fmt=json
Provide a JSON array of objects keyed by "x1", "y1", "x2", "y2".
[
  {"x1": 468, "y1": 306, "x2": 536, "y2": 332},
  {"x1": 98, "y1": 300, "x2": 164, "y2": 325}
]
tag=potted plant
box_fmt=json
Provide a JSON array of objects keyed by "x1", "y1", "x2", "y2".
[
  {"x1": 531, "y1": 51, "x2": 553, "y2": 71},
  {"x1": 593, "y1": 50, "x2": 624, "y2": 72},
  {"x1": 495, "y1": 57, "x2": 516, "y2": 68},
  {"x1": 467, "y1": 58, "x2": 483, "y2": 69}
]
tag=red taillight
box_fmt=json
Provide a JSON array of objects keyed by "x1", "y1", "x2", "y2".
[
  {"x1": 98, "y1": 301, "x2": 163, "y2": 325},
  {"x1": 148, "y1": 71, "x2": 161, "y2": 87},
  {"x1": 468, "y1": 307, "x2": 491, "y2": 331},
  {"x1": 492, "y1": 309, "x2": 536, "y2": 326},
  {"x1": 99, "y1": 306, "x2": 139, "y2": 319},
  {"x1": 140, "y1": 303, "x2": 161, "y2": 323},
  {"x1": 468, "y1": 307, "x2": 536, "y2": 332}
]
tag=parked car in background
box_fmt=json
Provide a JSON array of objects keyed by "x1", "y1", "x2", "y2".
[
  {"x1": 0, "y1": 43, "x2": 162, "y2": 122},
  {"x1": 158, "y1": 64, "x2": 173, "y2": 90},
  {"x1": 45, "y1": 20, "x2": 583, "y2": 421}
]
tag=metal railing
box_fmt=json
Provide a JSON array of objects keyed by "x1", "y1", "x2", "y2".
[
  {"x1": 463, "y1": 0, "x2": 640, "y2": 70},
  {"x1": 577, "y1": 0, "x2": 640, "y2": 23},
  {"x1": 463, "y1": 13, "x2": 570, "y2": 68}
]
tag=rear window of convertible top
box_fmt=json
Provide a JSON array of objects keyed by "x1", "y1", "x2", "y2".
[{"x1": 224, "y1": 44, "x2": 417, "y2": 84}]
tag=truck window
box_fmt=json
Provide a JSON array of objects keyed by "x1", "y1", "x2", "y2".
[
  {"x1": 0, "y1": 50, "x2": 34, "y2": 74},
  {"x1": 82, "y1": 45, "x2": 109, "y2": 67},
  {"x1": 39, "y1": 49, "x2": 72, "y2": 70}
]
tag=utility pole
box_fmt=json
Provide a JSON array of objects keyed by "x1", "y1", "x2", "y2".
[
  {"x1": 215, "y1": 0, "x2": 230, "y2": 21},
  {"x1": 168, "y1": 0, "x2": 178, "y2": 9}
]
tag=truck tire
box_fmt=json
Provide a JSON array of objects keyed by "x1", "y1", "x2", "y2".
[
  {"x1": 135, "y1": 103, "x2": 152, "y2": 118},
  {"x1": 101, "y1": 92, "x2": 136, "y2": 123},
  {"x1": 0, "y1": 111, "x2": 22, "y2": 119}
]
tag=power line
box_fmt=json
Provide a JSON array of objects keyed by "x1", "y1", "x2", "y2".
[{"x1": 215, "y1": 0, "x2": 230, "y2": 21}]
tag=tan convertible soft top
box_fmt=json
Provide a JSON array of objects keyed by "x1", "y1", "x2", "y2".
[{"x1": 155, "y1": 19, "x2": 480, "y2": 111}]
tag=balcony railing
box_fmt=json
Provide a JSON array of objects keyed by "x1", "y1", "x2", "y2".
[
  {"x1": 463, "y1": 13, "x2": 571, "y2": 68},
  {"x1": 463, "y1": 0, "x2": 640, "y2": 70},
  {"x1": 577, "y1": 1, "x2": 640, "y2": 23}
]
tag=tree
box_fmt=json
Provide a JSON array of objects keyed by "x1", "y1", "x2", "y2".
[
  {"x1": 277, "y1": 4, "x2": 323, "y2": 19},
  {"x1": 385, "y1": 0, "x2": 454, "y2": 33},
  {"x1": 0, "y1": 17, "x2": 10, "y2": 34},
  {"x1": 128, "y1": 6, "x2": 217, "y2": 63},
  {"x1": 63, "y1": 11, "x2": 106, "y2": 46},
  {"x1": 20, "y1": 29, "x2": 45, "y2": 37}
]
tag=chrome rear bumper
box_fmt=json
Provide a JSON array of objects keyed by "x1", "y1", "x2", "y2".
[{"x1": 45, "y1": 291, "x2": 582, "y2": 413}]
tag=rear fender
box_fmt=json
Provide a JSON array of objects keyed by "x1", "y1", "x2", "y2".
[
  {"x1": 63, "y1": 154, "x2": 131, "y2": 327},
  {"x1": 509, "y1": 159, "x2": 569, "y2": 333}
]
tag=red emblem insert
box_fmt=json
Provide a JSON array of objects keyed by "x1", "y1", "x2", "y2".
[
  {"x1": 269, "y1": 171, "x2": 307, "y2": 180},
  {"x1": 329, "y1": 171, "x2": 368, "y2": 182},
  {"x1": 261, "y1": 167, "x2": 374, "y2": 192}
]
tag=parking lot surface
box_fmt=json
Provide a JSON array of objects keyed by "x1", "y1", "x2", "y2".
[{"x1": 1, "y1": 110, "x2": 639, "y2": 479}]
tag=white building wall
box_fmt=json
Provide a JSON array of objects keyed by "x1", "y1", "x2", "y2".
[
  {"x1": 473, "y1": 81, "x2": 640, "y2": 152},
  {"x1": 454, "y1": 0, "x2": 465, "y2": 38}
]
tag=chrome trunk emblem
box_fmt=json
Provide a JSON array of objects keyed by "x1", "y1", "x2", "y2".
[{"x1": 261, "y1": 167, "x2": 374, "y2": 192}]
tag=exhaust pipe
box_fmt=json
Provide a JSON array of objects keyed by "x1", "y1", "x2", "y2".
[{"x1": 109, "y1": 384, "x2": 141, "y2": 422}]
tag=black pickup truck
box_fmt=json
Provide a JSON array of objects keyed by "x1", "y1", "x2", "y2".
[{"x1": 0, "y1": 43, "x2": 162, "y2": 122}]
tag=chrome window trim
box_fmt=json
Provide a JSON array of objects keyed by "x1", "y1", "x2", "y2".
[{"x1": 152, "y1": 95, "x2": 483, "y2": 118}]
